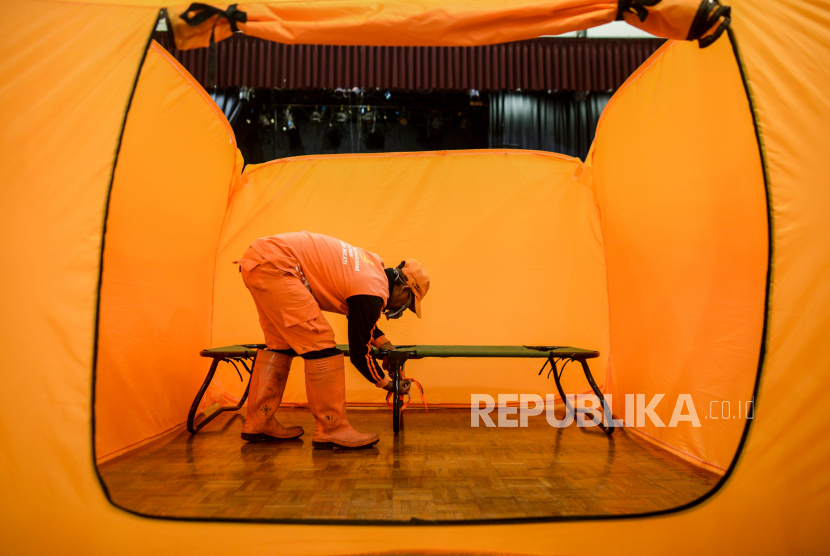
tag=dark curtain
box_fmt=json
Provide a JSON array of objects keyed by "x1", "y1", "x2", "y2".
[
  {"x1": 489, "y1": 91, "x2": 612, "y2": 160},
  {"x1": 232, "y1": 102, "x2": 489, "y2": 165},
  {"x1": 223, "y1": 88, "x2": 610, "y2": 164}
]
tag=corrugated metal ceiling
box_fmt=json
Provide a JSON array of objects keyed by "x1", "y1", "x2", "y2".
[{"x1": 153, "y1": 33, "x2": 663, "y2": 92}]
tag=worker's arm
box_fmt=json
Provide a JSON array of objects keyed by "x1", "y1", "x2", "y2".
[
  {"x1": 371, "y1": 327, "x2": 391, "y2": 349},
  {"x1": 346, "y1": 296, "x2": 411, "y2": 394},
  {"x1": 346, "y1": 295, "x2": 391, "y2": 388}
]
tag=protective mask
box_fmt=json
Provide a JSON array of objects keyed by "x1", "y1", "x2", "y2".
[{"x1": 384, "y1": 292, "x2": 412, "y2": 320}]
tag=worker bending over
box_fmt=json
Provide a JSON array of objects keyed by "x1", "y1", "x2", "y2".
[{"x1": 234, "y1": 231, "x2": 429, "y2": 449}]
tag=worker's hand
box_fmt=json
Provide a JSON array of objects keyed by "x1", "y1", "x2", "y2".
[
  {"x1": 378, "y1": 341, "x2": 395, "y2": 371},
  {"x1": 382, "y1": 378, "x2": 411, "y2": 395}
]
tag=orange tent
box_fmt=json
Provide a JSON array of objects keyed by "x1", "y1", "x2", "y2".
[{"x1": 2, "y1": 0, "x2": 829, "y2": 554}]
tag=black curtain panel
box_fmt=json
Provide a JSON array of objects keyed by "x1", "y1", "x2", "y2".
[
  {"x1": 233, "y1": 111, "x2": 489, "y2": 163},
  {"x1": 489, "y1": 91, "x2": 612, "y2": 160},
  {"x1": 226, "y1": 88, "x2": 610, "y2": 164},
  {"x1": 209, "y1": 88, "x2": 243, "y2": 126},
  {"x1": 230, "y1": 90, "x2": 490, "y2": 164}
]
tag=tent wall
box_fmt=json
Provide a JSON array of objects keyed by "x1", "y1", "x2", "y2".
[
  {"x1": 725, "y1": 0, "x2": 830, "y2": 547},
  {"x1": 95, "y1": 42, "x2": 240, "y2": 459},
  {"x1": 0, "y1": 0, "x2": 162, "y2": 548},
  {"x1": 589, "y1": 38, "x2": 767, "y2": 471},
  {"x1": 212, "y1": 150, "x2": 610, "y2": 404},
  {"x1": 3, "y1": 0, "x2": 830, "y2": 554}
]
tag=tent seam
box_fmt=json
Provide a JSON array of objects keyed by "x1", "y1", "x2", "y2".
[{"x1": 90, "y1": 10, "x2": 160, "y2": 513}]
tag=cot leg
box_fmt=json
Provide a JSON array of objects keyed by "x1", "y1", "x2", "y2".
[
  {"x1": 392, "y1": 361, "x2": 402, "y2": 435},
  {"x1": 187, "y1": 355, "x2": 253, "y2": 434},
  {"x1": 399, "y1": 362, "x2": 405, "y2": 432},
  {"x1": 187, "y1": 358, "x2": 220, "y2": 434},
  {"x1": 578, "y1": 359, "x2": 615, "y2": 435},
  {"x1": 550, "y1": 357, "x2": 613, "y2": 435},
  {"x1": 550, "y1": 357, "x2": 577, "y2": 417}
]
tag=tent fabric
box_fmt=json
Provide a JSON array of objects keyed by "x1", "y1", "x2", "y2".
[
  {"x1": 588, "y1": 37, "x2": 767, "y2": 471},
  {"x1": 3, "y1": 0, "x2": 830, "y2": 555},
  {"x1": 169, "y1": 0, "x2": 618, "y2": 49},
  {"x1": 94, "y1": 41, "x2": 242, "y2": 459},
  {"x1": 210, "y1": 149, "x2": 611, "y2": 408},
  {"x1": 168, "y1": 0, "x2": 723, "y2": 50}
]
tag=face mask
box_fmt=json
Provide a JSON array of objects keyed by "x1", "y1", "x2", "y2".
[{"x1": 384, "y1": 292, "x2": 412, "y2": 320}]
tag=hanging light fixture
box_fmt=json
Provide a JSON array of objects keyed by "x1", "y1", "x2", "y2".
[
  {"x1": 335, "y1": 106, "x2": 349, "y2": 124},
  {"x1": 283, "y1": 107, "x2": 301, "y2": 149},
  {"x1": 283, "y1": 107, "x2": 296, "y2": 131}
]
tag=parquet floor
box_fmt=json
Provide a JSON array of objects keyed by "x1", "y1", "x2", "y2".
[{"x1": 98, "y1": 407, "x2": 720, "y2": 521}]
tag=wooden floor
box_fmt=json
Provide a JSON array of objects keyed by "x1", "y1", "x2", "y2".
[{"x1": 99, "y1": 407, "x2": 719, "y2": 522}]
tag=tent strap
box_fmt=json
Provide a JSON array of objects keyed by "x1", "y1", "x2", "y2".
[
  {"x1": 616, "y1": 0, "x2": 662, "y2": 23},
  {"x1": 687, "y1": 0, "x2": 731, "y2": 48},
  {"x1": 179, "y1": 3, "x2": 248, "y2": 89}
]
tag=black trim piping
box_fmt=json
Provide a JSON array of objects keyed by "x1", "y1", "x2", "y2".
[
  {"x1": 90, "y1": 21, "x2": 157, "y2": 510},
  {"x1": 92, "y1": 28, "x2": 773, "y2": 528}
]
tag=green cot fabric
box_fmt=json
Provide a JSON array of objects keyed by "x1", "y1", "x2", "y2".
[
  {"x1": 201, "y1": 345, "x2": 599, "y2": 359},
  {"x1": 200, "y1": 345, "x2": 261, "y2": 358},
  {"x1": 382, "y1": 345, "x2": 598, "y2": 358}
]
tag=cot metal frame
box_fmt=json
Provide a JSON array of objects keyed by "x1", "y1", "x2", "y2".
[
  {"x1": 190, "y1": 344, "x2": 614, "y2": 436},
  {"x1": 364, "y1": 345, "x2": 614, "y2": 436},
  {"x1": 187, "y1": 344, "x2": 263, "y2": 434}
]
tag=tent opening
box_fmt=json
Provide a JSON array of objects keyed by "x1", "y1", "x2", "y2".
[{"x1": 93, "y1": 28, "x2": 766, "y2": 523}]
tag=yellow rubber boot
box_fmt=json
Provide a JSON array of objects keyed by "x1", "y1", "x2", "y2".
[
  {"x1": 304, "y1": 353, "x2": 379, "y2": 450},
  {"x1": 241, "y1": 350, "x2": 304, "y2": 442}
]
